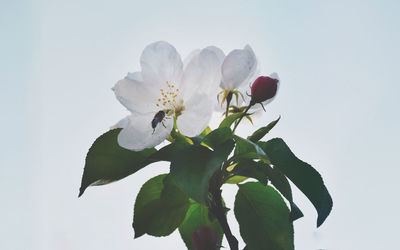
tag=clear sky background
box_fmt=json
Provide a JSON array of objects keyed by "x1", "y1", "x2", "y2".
[{"x1": 1, "y1": 0, "x2": 399, "y2": 249}]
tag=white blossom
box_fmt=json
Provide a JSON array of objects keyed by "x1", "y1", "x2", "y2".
[
  {"x1": 113, "y1": 41, "x2": 222, "y2": 151},
  {"x1": 220, "y1": 45, "x2": 258, "y2": 91},
  {"x1": 215, "y1": 45, "x2": 258, "y2": 110}
]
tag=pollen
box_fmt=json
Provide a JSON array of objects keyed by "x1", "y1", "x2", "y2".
[{"x1": 155, "y1": 81, "x2": 181, "y2": 109}]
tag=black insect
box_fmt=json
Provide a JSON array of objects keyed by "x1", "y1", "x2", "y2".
[{"x1": 151, "y1": 110, "x2": 167, "y2": 134}]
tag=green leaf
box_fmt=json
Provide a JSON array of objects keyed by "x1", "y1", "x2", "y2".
[
  {"x1": 219, "y1": 112, "x2": 243, "y2": 128},
  {"x1": 263, "y1": 164, "x2": 304, "y2": 221},
  {"x1": 234, "y1": 182, "x2": 294, "y2": 250},
  {"x1": 171, "y1": 128, "x2": 193, "y2": 144},
  {"x1": 170, "y1": 140, "x2": 234, "y2": 204},
  {"x1": 233, "y1": 135, "x2": 270, "y2": 164},
  {"x1": 230, "y1": 160, "x2": 269, "y2": 185},
  {"x1": 190, "y1": 126, "x2": 213, "y2": 145},
  {"x1": 247, "y1": 116, "x2": 281, "y2": 142},
  {"x1": 258, "y1": 138, "x2": 333, "y2": 227},
  {"x1": 225, "y1": 175, "x2": 248, "y2": 184},
  {"x1": 201, "y1": 126, "x2": 212, "y2": 136},
  {"x1": 79, "y1": 129, "x2": 156, "y2": 197},
  {"x1": 179, "y1": 204, "x2": 223, "y2": 250},
  {"x1": 230, "y1": 160, "x2": 303, "y2": 221},
  {"x1": 133, "y1": 174, "x2": 190, "y2": 238},
  {"x1": 202, "y1": 127, "x2": 233, "y2": 149},
  {"x1": 148, "y1": 135, "x2": 191, "y2": 162}
]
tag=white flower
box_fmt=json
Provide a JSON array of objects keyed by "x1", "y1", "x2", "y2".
[
  {"x1": 216, "y1": 45, "x2": 280, "y2": 118},
  {"x1": 112, "y1": 41, "x2": 223, "y2": 151},
  {"x1": 216, "y1": 45, "x2": 258, "y2": 109},
  {"x1": 220, "y1": 45, "x2": 258, "y2": 91}
]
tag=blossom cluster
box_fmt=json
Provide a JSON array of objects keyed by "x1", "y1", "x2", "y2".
[{"x1": 112, "y1": 41, "x2": 280, "y2": 151}]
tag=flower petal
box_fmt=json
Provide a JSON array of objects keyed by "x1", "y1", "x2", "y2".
[
  {"x1": 183, "y1": 49, "x2": 200, "y2": 71},
  {"x1": 112, "y1": 73, "x2": 159, "y2": 114},
  {"x1": 117, "y1": 113, "x2": 173, "y2": 151},
  {"x1": 177, "y1": 93, "x2": 213, "y2": 137},
  {"x1": 110, "y1": 116, "x2": 130, "y2": 130},
  {"x1": 127, "y1": 71, "x2": 143, "y2": 82},
  {"x1": 179, "y1": 48, "x2": 221, "y2": 101},
  {"x1": 221, "y1": 45, "x2": 258, "y2": 91},
  {"x1": 205, "y1": 46, "x2": 225, "y2": 67},
  {"x1": 140, "y1": 41, "x2": 183, "y2": 86}
]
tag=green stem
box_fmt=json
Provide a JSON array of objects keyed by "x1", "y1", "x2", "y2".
[
  {"x1": 211, "y1": 188, "x2": 238, "y2": 250},
  {"x1": 225, "y1": 91, "x2": 233, "y2": 118},
  {"x1": 232, "y1": 101, "x2": 254, "y2": 133},
  {"x1": 209, "y1": 171, "x2": 238, "y2": 250}
]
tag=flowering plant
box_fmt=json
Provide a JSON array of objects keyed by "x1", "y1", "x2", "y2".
[{"x1": 79, "y1": 41, "x2": 332, "y2": 250}]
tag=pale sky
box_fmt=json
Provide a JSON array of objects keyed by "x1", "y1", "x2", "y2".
[{"x1": 1, "y1": 0, "x2": 399, "y2": 249}]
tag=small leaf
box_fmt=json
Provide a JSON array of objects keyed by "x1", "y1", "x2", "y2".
[
  {"x1": 234, "y1": 135, "x2": 266, "y2": 157},
  {"x1": 219, "y1": 112, "x2": 243, "y2": 128},
  {"x1": 170, "y1": 140, "x2": 234, "y2": 204},
  {"x1": 200, "y1": 126, "x2": 212, "y2": 137},
  {"x1": 190, "y1": 126, "x2": 211, "y2": 145},
  {"x1": 179, "y1": 204, "x2": 223, "y2": 250},
  {"x1": 233, "y1": 135, "x2": 270, "y2": 164},
  {"x1": 248, "y1": 116, "x2": 281, "y2": 142},
  {"x1": 258, "y1": 138, "x2": 333, "y2": 227},
  {"x1": 235, "y1": 182, "x2": 294, "y2": 250},
  {"x1": 202, "y1": 127, "x2": 233, "y2": 149},
  {"x1": 225, "y1": 175, "x2": 248, "y2": 184},
  {"x1": 133, "y1": 174, "x2": 190, "y2": 238},
  {"x1": 230, "y1": 160, "x2": 269, "y2": 185},
  {"x1": 79, "y1": 129, "x2": 156, "y2": 197}
]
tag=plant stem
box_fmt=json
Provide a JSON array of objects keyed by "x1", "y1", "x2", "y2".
[
  {"x1": 209, "y1": 187, "x2": 238, "y2": 250},
  {"x1": 225, "y1": 91, "x2": 233, "y2": 118},
  {"x1": 232, "y1": 101, "x2": 254, "y2": 133}
]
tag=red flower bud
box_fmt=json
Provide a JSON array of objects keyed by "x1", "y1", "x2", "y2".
[
  {"x1": 191, "y1": 226, "x2": 218, "y2": 250},
  {"x1": 250, "y1": 74, "x2": 279, "y2": 104}
]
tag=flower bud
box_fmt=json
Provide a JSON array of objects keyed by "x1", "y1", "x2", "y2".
[
  {"x1": 250, "y1": 75, "x2": 279, "y2": 104},
  {"x1": 191, "y1": 226, "x2": 218, "y2": 250}
]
